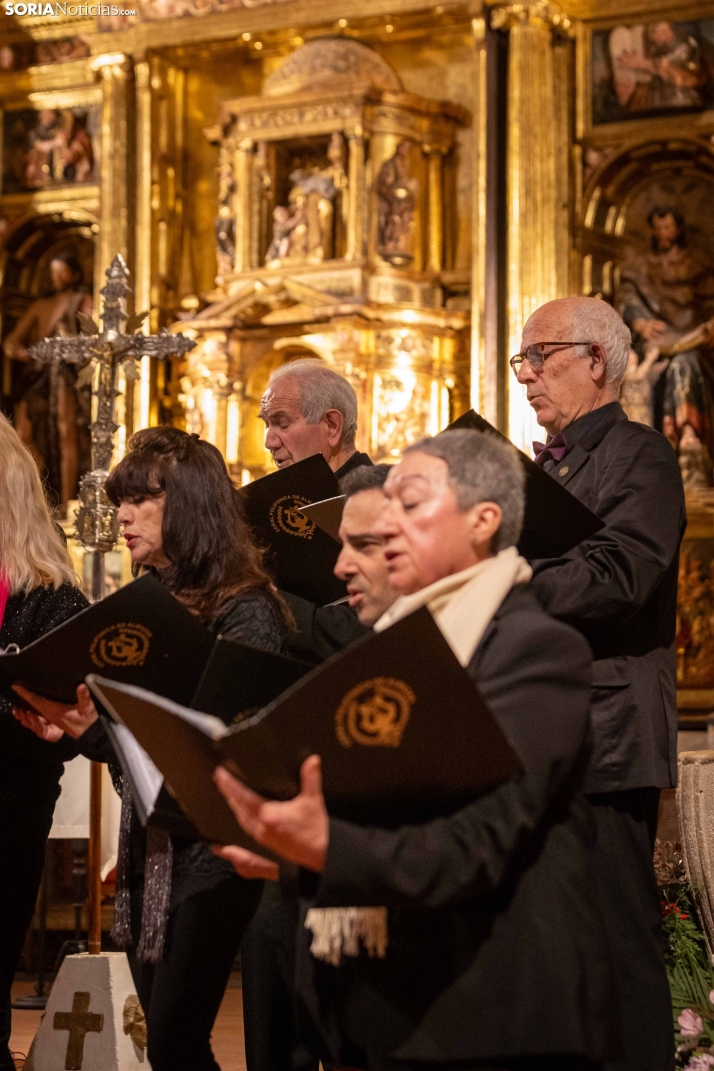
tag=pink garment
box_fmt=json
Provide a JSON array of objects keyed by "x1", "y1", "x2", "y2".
[{"x1": 0, "y1": 574, "x2": 10, "y2": 632}]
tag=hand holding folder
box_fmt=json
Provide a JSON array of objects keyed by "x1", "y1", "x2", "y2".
[{"x1": 86, "y1": 607, "x2": 522, "y2": 859}]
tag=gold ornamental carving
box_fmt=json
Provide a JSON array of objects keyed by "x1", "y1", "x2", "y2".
[
  {"x1": 263, "y1": 38, "x2": 402, "y2": 99},
  {"x1": 490, "y1": 1, "x2": 571, "y2": 33},
  {"x1": 178, "y1": 37, "x2": 470, "y2": 478}
]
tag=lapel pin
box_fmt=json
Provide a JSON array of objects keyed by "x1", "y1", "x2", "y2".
[{"x1": 559, "y1": 465, "x2": 569, "y2": 477}]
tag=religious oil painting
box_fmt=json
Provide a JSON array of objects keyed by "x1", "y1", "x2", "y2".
[
  {"x1": 591, "y1": 19, "x2": 714, "y2": 125},
  {"x1": 1, "y1": 105, "x2": 99, "y2": 195}
]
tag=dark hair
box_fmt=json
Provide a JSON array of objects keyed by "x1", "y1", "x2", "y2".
[
  {"x1": 51, "y1": 248, "x2": 84, "y2": 283},
  {"x1": 106, "y1": 426, "x2": 290, "y2": 622},
  {"x1": 647, "y1": 205, "x2": 686, "y2": 248},
  {"x1": 339, "y1": 463, "x2": 391, "y2": 499}
]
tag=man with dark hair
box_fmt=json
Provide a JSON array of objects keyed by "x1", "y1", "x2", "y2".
[
  {"x1": 617, "y1": 204, "x2": 714, "y2": 466},
  {"x1": 283, "y1": 464, "x2": 393, "y2": 662},
  {"x1": 243, "y1": 463, "x2": 395, "y2": 1071},
  {"x1": 3, "y1": 249, "x2": 92, "y2": 510}
]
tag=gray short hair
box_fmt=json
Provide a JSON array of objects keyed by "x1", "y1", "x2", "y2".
[
  {"x1": 268, "y1": 359, "x2": 358, "y2": 448},
  {"x1": 405, "y1": 430, "x2": 525, "y2": 552},
  {"x1": 571, "y1": 299, "x2": 631, "y2": 389}
]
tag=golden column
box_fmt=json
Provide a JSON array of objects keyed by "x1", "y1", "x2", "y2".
[
  {"x1": 233, "y1": 137, "x2": 254, "y2": 274},
  {"x1": 91, "y1": 54, "x2": 133, "y2": 283},
  {"x1": 91, "y1": 52, "x2": 134, "y2": 449},
  {"x1": 490, "y1": 1, "x2": 572, "y2": 449},
  {"x1": 134, "y1": 56, "x2": 154, "y2": 430},
  {"x1": 425, "y1": 145, "x2": 444, "y2": 274},
  {"x1": 346, "y1": 127, "x2": 366, "y2": 262},
  {"x1": 470, "y1": 16, "x2": 489, "y2": 418}
]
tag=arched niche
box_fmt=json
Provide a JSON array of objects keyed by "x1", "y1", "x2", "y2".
[
  {"x1": 578, "y1": 136, "x2": 714, "y2": 301},
  {"x1": 0, "y1": 210, "x2": 97, "y2": 401}
]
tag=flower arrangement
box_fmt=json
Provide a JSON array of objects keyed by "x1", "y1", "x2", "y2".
[{"x1": 657, "y1": 841, "x2": 714, "y2": 1067}]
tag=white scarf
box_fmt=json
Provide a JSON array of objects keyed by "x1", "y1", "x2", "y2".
[{"x1": 305, "y1": 547, "x2": 532, "y2": 965}]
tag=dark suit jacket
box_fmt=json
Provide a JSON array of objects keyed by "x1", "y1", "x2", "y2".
[
  {"x1": 283, "y1": 592, "x2": 368, "y2": 664},
  {"x1": 282, "y1": 449, "x2": 373, "y2": 663},
  {"x1": 295, "y1": 585, "x2": 617, "y2": 1069},
  {"x1": 530, "y1": 403, "x2": 686, "y2": 794}
]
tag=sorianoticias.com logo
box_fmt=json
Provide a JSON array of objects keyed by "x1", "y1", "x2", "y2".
[{"x1": 5, "y1": 2, "x2": 136, "y2": 12}]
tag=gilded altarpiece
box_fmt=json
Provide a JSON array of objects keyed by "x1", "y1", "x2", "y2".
[{"x1": 173, "y1": 38, "x2": 470, "y2": 480}]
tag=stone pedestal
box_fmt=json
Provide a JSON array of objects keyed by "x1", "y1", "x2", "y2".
[
  {"x1": 25, "y1": 953, "x2": 149, "y2": 1071},
  {"x1": 677, "y1": 750, "x2": 714, "y2": 953}
]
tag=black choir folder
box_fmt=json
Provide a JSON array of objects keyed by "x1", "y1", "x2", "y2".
[
  {"x1": 98, "y1": 637, "x2": 311, "y2": 849},
  {"x1": 300, "y1": 411, "x2": 603, "y2": 561},
  {"x1": 86, "y1": 606, "x2": 522, "y2": 855},
  {"x1": 0, "y1": 574, "x2": 215, "y2": 707},
  {"x1": 239, "y1": 453, "x2": 346, "y2": 606},
  {"x1": 447, "y1": 410, "x2": 604, "y2": 560}
]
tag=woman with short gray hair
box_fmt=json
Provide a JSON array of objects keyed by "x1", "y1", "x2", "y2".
[{"x1": 215, "y1": 427, "x2": 618, "y2": 1071}]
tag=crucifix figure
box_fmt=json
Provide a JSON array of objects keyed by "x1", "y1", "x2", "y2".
[
  {"x1": 2, "y1": 250, "x2": 93, "y2": 513},
  {"x1": 53, "y1": 990, "x2": 104, "y2": 1070},
  {"x1": 29, "y1": 253, "x2": 196, "y2": 600}
]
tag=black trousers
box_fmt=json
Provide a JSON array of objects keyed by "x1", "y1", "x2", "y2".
[
  {"x1": 128, "y1": 876, "x2": 261, "y2": 1071},
  {"x1": 241, "y1": 882, "x2": 318, "y2": 1071},
  {"x1": 587, "y1": 788, "x2": 674, "y2": 1071},
  {"x1": 0, "y1": 765, "x2": 61, "y2": 1071}
]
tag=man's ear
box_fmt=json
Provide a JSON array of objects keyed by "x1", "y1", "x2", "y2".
[
  {"x1": 589, "y1": 342, "x2": 608, "y2": 383},
  {"x1": 469, "y1": 501, "x2": 502, "y2": 552},
  {"x1": 323, "y1": 408, "x2": 345, "y2": 448}
]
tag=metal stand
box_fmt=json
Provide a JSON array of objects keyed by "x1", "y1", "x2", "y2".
[
  {"x1": 51, "y1": 840, "x2": 89, "y2": 977},
  {"x1": 26, "y1": 254, "x2": 195, "y2": 964}
]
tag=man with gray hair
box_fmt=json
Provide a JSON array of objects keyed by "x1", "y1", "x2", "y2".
[
  {"x1": 260, "y1": 358, "x2": 370, "y2": 478},
  {"x1": 515, "y1": 296, "x2": 686, "y2": 1071}
]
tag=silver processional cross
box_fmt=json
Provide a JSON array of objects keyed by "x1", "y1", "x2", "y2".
[{"x1": 29, "y1": 254, "x2": 196, "y2": 601}]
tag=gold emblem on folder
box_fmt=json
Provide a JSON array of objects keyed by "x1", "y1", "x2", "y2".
[
  {"x1": 335, "y1": 677, "x2": 416, "y2": 748},
  {"x1": 269, "y1": 495, "x2": 315, "y2": 539},
  {"x1": 89, "y1": 623, "x2": 152, "y2": 668}
]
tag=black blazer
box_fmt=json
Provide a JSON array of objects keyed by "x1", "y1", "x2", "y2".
[
  {"x1": 283, "y1": 592, "x2": 368, "y2": 664},
  {"x1": 530, "y1": 403, "x2": 686, "y2": 794},
  {"x1": 0, "y1": 583, "x2": 88, "y2": 773},
  {"x1": 295, "y1": 585, "x2": 618, "y2": 1069}
]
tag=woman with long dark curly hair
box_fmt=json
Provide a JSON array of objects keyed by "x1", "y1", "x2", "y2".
[{"x1": 15, "y1": 427, "x2": 292, "y2": 1071}]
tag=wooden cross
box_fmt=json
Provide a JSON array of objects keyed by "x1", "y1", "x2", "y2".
[{"x1": 53, "y1": 990, "x2": 104, "y2": 1070}]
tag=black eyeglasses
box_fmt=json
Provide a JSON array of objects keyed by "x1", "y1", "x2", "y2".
[{"x1": 509, "y1": 342, "x2": 592, "y2": 375}]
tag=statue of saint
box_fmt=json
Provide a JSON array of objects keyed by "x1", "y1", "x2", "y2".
[
  {"x1": 617, "y1": 205, "x2": 714, "y2": 477},
  {"x1": 264, "y1": 133, "x2": 346, "y2": 267},
  {"x1": 376, "y1": 140, "x2": 418, "y2": 266},
  {"x1": 3, "y1": 250, "x2": 93, "y2": 512}
]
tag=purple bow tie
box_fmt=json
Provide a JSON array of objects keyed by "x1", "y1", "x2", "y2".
[{"x1": 533, "y1": 433, "x2": 568, "y2": 467}]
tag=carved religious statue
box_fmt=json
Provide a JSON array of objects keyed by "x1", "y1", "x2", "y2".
[
  {"x1": 265, "y1": 131, "x2": 347, "y2": 266},
  {"x1": 617, "y1": 205, "x2": 714, "y2": 480},
  {"x1": 376, "y1": 140, "x2": 418, "y2": 266},
  {"x1": 2, "y1": 249, "x2": 93, "y2": 511}
]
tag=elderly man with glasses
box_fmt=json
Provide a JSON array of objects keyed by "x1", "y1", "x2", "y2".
[{"x1": 513, "y1": 296, "x2": 685, "y2": 1071}]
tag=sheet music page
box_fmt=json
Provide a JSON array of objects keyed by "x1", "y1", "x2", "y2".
[{"x1": 112, "y1": 723, "x2": 164, "y2": 812}]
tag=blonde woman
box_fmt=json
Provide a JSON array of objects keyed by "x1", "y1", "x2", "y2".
[{"x1": 0, "y1": 413, "x2": 87, "y2": 1071}]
